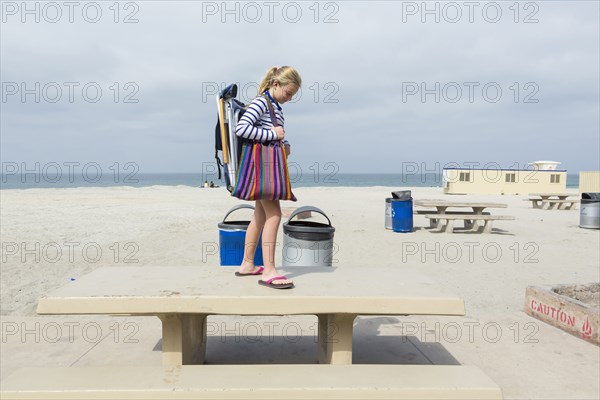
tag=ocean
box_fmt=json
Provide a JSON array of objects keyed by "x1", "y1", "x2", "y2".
[{"x1": 0, "y1": 173, "x2": 581, "y2": 190}]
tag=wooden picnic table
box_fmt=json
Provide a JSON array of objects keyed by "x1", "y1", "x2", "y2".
[{"x1": 37, "y1": 266, "x2": 465, "y2": 367}]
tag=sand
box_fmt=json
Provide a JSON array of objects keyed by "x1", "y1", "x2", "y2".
[
  {"x1": 552, "y1": 283, "x2": 600, "y2": 308},
  {"x1": 1, "y1": 185, "x2": 599, "y2": 398}
]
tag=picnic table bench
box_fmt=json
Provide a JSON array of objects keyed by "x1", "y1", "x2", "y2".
[
  {"x1": 1, "y1": 266, "x2": 503, "y2": 399},
  {"x1": 423, "y1": 214, "x2": 515, "y2": 234},
  {"x1": 526, "y1": 193, "x2": 579, "y2": 210},
  {"x1": 1, "y1": 365, "x2": 502, "y2": 399},
  {"x1": 414, "y1": 200, "x2": 513, "y2": 233}
]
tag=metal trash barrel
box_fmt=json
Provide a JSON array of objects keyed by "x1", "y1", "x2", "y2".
[
  {"x1": 218, "y1": 204, "x2": 263, "y2": 266},
  {"x1": 580, "y1": 192, "x2": 600, "y2": 229},
  {"x1": 392, "y1": 190, "x2": 412, "y2": 201},
  {"x1": 385, "y1": 198, "x2": 393, "y2": 230},
  {"x1": 391, "y1": 194, "x2": 413, "y2": 233},
  {"x1": 282, "y1": 206, "x2": 335, "y2": 267}
]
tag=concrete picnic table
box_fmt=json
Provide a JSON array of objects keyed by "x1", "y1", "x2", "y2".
[
  {"x1": 413, "y1": 200, "x2": 509, "y2": 231},
  {"x1": 13, "y1": 267, "x2": 504, "y2": 399},
  {"x1": 529, "y1": 193, "x2": 577, "y2": 200},
  {"x1": 414, "y1": 200, "x2": 508, "y2": 215},
  {"x1": 527, "y1": 193, "x2": 579, "y2": 210},
  {"x1": 37, "y1": 266, "x2": 465, "y2": 367}
]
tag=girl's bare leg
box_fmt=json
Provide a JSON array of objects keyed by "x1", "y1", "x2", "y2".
[
  {"x1": 238, "y1": 201, "x2": 266, "y2": 274},
  {"x1": 259, "y1": 199, "x2": 293, "y2": 286}
]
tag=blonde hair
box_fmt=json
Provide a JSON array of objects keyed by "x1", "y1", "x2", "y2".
[{"x1": 257, "y1": 66, "x2": 302, "y2": 95}]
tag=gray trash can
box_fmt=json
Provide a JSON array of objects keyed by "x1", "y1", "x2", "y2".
[
  {"x1": 282, "y1": 206, "x2": 335, "y2": 267},
  {"x1": 580, "y1": 193, "x2": 600, "y2": 229},
  {"x1": 385, "y1": 198, "x2": 393, "y2": 230},
  {"x1": 392, "y1": 190, "x2": 412, "y2": 200}
]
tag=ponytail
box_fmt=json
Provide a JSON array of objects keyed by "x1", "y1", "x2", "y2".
[{"x1": 257, "y1": 66, "x2": 302, "y2": 96}]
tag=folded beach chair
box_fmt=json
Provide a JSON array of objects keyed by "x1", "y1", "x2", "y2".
[{"x1": 215, "y1": 84, "x2": 246, "y2": 193}]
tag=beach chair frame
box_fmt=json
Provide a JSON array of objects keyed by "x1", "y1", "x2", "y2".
[{"x1": 216, "y1": 84, "x2": 246, "y2": 193}]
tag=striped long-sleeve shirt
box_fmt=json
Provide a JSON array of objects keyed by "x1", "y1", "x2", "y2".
[{"x1": 235, "y1": 91, "x2": 289, "y2": 145}]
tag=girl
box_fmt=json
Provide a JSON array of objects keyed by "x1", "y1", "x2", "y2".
[{"x1": 234, "y1": 66, "x2": 302, "y2": 289}]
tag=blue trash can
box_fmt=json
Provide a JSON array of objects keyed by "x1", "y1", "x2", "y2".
[
  {"x1": 218, "y1": 204, "x2": 263, "y2": 266},
  {"x1": 391, "y1": 198, "x2": 413, "y2": 233}
]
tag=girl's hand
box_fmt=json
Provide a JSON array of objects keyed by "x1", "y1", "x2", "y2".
[
  {"x1": 272, "y1": 126, "x2": 285, "y2": 140},
  {"x1": 284, "y1": 143, "x2": 291, "y2": 157}
]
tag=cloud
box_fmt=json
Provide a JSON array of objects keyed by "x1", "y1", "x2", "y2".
[{"x1": 1, "y1": 1, "x2": 598, "y2": 173}]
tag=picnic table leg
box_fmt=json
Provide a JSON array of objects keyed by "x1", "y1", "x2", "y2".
[
  {"x1": 182, "y1": 314, "x2": 207, "y2": 365},
  {"x1": 558, "y1": 197, "x2": 567, "y2": 210},
  {"x1": 435, "y1": 219, "x2": 445, "y2": 230},
  {"x1": 559, "y1": 199, "x2": 572, "y2": 210},
  {"x1": 317, "y1": 314, "x2": 356, "y2": 365},
  {"x1": 434, "y1": 206, "x2": 447, "y2": 230},
  {"x1": 541, "y1": 198, "x2": 552, "y2": 210},
  {"x1": 470, "y1": 207, "x2": 485, "y2": 231},
  {"x1": 482, "y1": 220, "x2": 493, "y2": 234},
  {"x1": 443, "y1": 219, "x2": 454, "y2": 233},
  {"x1": 159, "y1": 314, "x2": 184, "y2": 366},
  {"x1": 158, "y1": 313, "x2": 207, "y2": 366}
]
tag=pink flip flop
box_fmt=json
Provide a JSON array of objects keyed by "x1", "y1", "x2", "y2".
[
  {"x1": 235, "y1": 267, "x2": 264, "y2": 277},
  {"x1": 258, "y1": 276, "x2": 294, "y2": 289}
]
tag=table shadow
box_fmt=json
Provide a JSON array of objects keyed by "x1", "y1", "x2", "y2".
[{"x1": 152, "y1": 316, "x2": 460, "y2": 365}]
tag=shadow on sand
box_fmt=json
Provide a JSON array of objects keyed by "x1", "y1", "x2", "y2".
[{"x1": 153, "y1": 316, "x2": 460, "y2": 365}]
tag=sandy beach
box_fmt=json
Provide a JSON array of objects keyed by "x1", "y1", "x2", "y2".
[{"x1": 1, "y1": 185, "x2": 599, "y2": 399}]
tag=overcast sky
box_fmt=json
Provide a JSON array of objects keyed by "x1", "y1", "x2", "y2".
[{"x1": 1, "y1": 1, "x2": 599, "y2": 176}]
